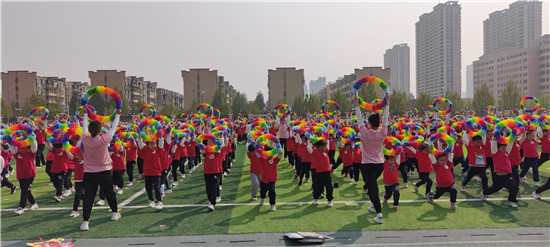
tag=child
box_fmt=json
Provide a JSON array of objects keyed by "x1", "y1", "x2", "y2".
[
  {"x1": 539, "y1": 128, "x2": 549, "y2": 172},
  {"x1": 138, "y1": 136, "x2": 165, "y2": 210},
  {"x1": 481, "y1": 139, "x2": 518, "y2": 207},
  {"x1": 9, "y1": 139, "x2": 39, "y2": 215},
  {"x1": 461, "y1": 133, "x2": 489, "y2": 192},
  {"x1": 352, "y1": 140, "x2": 362, "y2": 185},
  {"x1": 453, "y1": 134, "x2": 467, "y2": 176},
  {"x1": 50, "y1": 143, "x2": 73, "y2": 202},
  {"x1": 310, "y1": 140, "x2": 334, "y2": 207},
  {"x1": 296, "y1": 134, "x2": 311, "y2": 186},
  {"x1": 408, "y1": 142, "x2": 433, "y2": 198},
  {"x1": 111, "y1": 142, "x2": 126, "y2": 195},
  {"x1": 247, "y1": 143, "x2": 262, "y2": 201},
  {"x1": 159, "y1": 133, "x2": 172, "y2": 195},
  {"x1": 1, "y1": 151, "x2": 17, "y2": 194},
  {"x1": 70, "y1": 152, "x2": 85, "y2": 218},
  {"x1": 382, "y1": 155, "x2": 400, "y2": 209},
  {"x1": 519, "y1": 131, "x2": 540, "y2": 186},
  {"x1": 124, "y1": 139, "x2": 137, "y2": 186},
  {"x1": 201, "y1": 137, "x2": 224, "y2": 211},
  {"x1": 258, "y1": 146, "x2": 283, "y2": 211},
  {"x1": 171, "y1": 135, "x2": 182, "y2": 186},
  {"x1": 32, "y1": 121, "x2": 47, "y2": 168},
  {"x1": 185, "y1": 132, "x2": 197, "y2": 173},
  {"x1": 430, "y1": 153, "x2": 457, "y2": 209},
  {"x1": 397, "y1": 150, "x2": 408, "y2": 188},
  {"x1": 340, "y1": 143, "x2": 354, "y2": 181}
]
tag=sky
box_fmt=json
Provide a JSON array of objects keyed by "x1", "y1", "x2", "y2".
[{"x1": 2, "y1": 0, "x2": 549, "y2": 100}]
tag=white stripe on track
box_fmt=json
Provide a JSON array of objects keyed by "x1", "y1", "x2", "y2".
[
  {"x1": 118, "y1": 188, "x2": 146, "y2": 208},
  {"x1": 2, "y1": 196, "x2": 548, "y2": 211}
]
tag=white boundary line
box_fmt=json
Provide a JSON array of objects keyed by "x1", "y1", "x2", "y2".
[
  {"x1": 348, "y1": 240, "x2": 549, "y2": 246},
  {"x1": 2, "y1": 196, "x2": 548, "y2": 211}
]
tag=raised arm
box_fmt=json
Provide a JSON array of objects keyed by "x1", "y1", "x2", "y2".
[
  {"x1": 462, "y1": 132, "x2": 470, "y2": 147},
  {"x1": 158, "y1": 137, "x2": 165, "y2": 149},
  {"x1": 406, "y1": 146, "x2": 417, "y2": 154},
  {"x1": 491, "y1": 139, "x2": 498, "y2": 155},
  {"x1": 8, "y1": 144, "x2": 18, "y2": 155},
  {"x1": 107, "y1": 114, "x2": 121, "y2": 137},
  {"x1": 82, "y1": 113, "x2": 89, "y2": 137},
  {"x1": 428, "y1": 154, "x2": 437, "y2": 164}
]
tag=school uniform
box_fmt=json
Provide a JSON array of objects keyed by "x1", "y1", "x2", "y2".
[
  {"x1": 259, "y1": 156, "x2": 280, "y2": 205},
  {"x1": 383, "y1": 161, "x2": 400, "y2": 206}
]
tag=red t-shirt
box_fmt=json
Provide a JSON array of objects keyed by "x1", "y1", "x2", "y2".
[
  {"x1": 467, "y1": 142, "x2": 486, "y2": 167},
  {"x1": 329, "y1": 136, "x2": 336, "y2": 151},
  {"x1": 141, "y1": 147, "x2": 162, "y2": 176},
  {"x1": 492, "y1": 151, "x2": 512, "y2": 173},
  {"x1": 509, "y1": 141, "x2": 521, "y2": 166},
  {"x1": 405, "y1": 147, "x2": 415, "y2": 159},
  {"x1": 287, "y1": 138, "x2": 295, "y2": 152},
  {"x1": 453, "y1": 139, "x2": 464, "y2": 157},
  {"x1": 73, "y1": 158, "x2": 84, "y2": 181},
  {"x1": 300, "y1": 143, "x2": 311, "y2": 163},
  {"x1": 353, "y1": 147, "x2": 362, "y2": 164},
  {"x1": 341, "y1": 149, "x2": 354, "y2": 166},
  {"x1": 483, "y1": 133, "x2": 494, "y2": 158},
  {"x1": 186, "y1": 141, "x2": 196, "y2": 156},
  {"x1": 2, "y1": 150, "x2": 12, "y2": 167},
  {"x1": 15, "y1": 151, "x2": 36, "y2": 180},
  {"x1": 248, "y1": 152, "x2": 262, "y2": 175},
  {"x1": 203, "y1": 151, "x2": 222, "y2": 174},
  {"x1": 46, "y1": 149, "x2": 54, "y2": 161},
  {"x1": 383, "y1": 161, "x2": 400, "y2": 185},
  {"x1": 178, "y1": 144, "x2": 188, "y2": 158},
  {"x1": 125, "y1": 143, "x2": 137, "y2": 161},
  {"x1": 541, "y1": 134, "x2": 550, "y2": 153},
  {"x1": 313, "y1": 150, "x2": 331, "y2": 173},
  {"x1": 416, "y1": 152, "x2": 433, "y2": 173},
  {"x1": 158, "y1": 145, "x2": 170, "y2": 171},
  {"x1": 521, "y1": 139, "x2": 539, "y2": 158},
  {"x1": 34, "y1": 129, "x2": 46, "y2": 145},
  {"x1": 111, "y1": 149, "x2": 126, "y2": 171},
  {"x1": 51, "y1": 150, "x2": 69, "y2": 173},
  {"x1": 260, "y1": 156, "x2": 280, "y2": 183},
  {"x1": 67, "y1": 157, "x2": 75, "y2": 170},
  {"x1": 433, "y1": 161, "x2": 454, "y2": 187}
]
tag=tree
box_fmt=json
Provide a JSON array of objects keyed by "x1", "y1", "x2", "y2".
[
  {"x1": 231, "y1": 92, "x2": 248, "y2": 115},
  {"x1": 305, "y1": 95, "x2": 321, "y2": 114},
  {"x1": 131, "y1": 100, "x2": 146, "y2": 117},
  {"x1": 254, "y1": 92, "x2": 266, "y2": 113},
  {"x1": 413, "y1": 92, "x2": 434, "y2": 115},
  {"x1": 246, "y1": 101, "x2": 262, "y2": 114},
  {"x1": 87, "y1": 92, "x2": 106, "y2": 116},
  {"x1": 159, "y1": 103, "x2": 181, "y2": 116},
  {"x1": 22, "y1": 93, "x2": 47, "y2": 118},
  {"x1": 358, "y1": 83, "x2": 379, "y2": 103},
  {"x1": 389, "y1": 90, "x2": 408, "y2": 116},
  {"x1": 445, "y1": 91, "x2": 465, "y2": 113},
  {"x1": 47, "y1": 99, "x2": 64, "y2": 119},
  {"x1": 472, "y1": 83, "x2": 495, "y2": 114},
  {"x1": 539, "y1": 93, "x2": 550, "y2": 109},
  {"x1": 211, "y1": 89, "x2": 230, "y2": 117},
  {"x1": 68, "y1": 92, "x2": 81, "y2": 116},
  {"x1": 1, "y1": 98, "x2": 13, "y2": 122},
  {"x1": 330, "y1": 89, "x2": 350, "y2": 114},
  {"x1": 292, "y1": 94, "x2": 305, "y2": 116},
  {"x1": 187, "y1": 99, "x2": 199, "y2": 114},
  {"x1": 498, "y1": 80, "x2": 522, "y2": 110}
]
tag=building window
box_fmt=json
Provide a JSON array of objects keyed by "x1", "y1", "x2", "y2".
[
  {"x1": 104, "y1": 76, "x2": 107, "y2": 82},
  {"x1": 197, "y1": 75, "x2": 200, "y2": 82},
  {"x1": 15, "y1": 77, "x2": 18, "y2": 83}
]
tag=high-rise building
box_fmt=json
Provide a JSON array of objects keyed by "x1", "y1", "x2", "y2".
[
  {"x1": 416, "y1": 1, "x2": 462, "y2": 98},
  {"x1": 217, "y1": 76, "x2": 238, "y2": 105},
  {"x1": 1, "y1": 71, "x2": 72, "y2": 108},
  {"x1": 483, "y1": 1, "x2": 542, "y2": 55},
  {"x1": 309, "y1": 77, "x2": 326, "y2": 96},
  {"x1": 181, "y1": 69, "x2": 239, "y2": 110},
  {"x1": 464, "y1": 65, "x2": 474, "y2": 98},
  {"x1": 384, "y1": 44, "x2": 410, "y2": 94},
  {"x1": 88, "y1": 70, "x2": 157, "y2": 109},
  {"x1": 473, "y1": 34, "x2": 550, "y2": 100},
  {"x1": 267, "y1": 67, "x2": 305, "y2": 109},
  {"x1": 156, "y1": 88, "x2": 184, "y2": 110}
]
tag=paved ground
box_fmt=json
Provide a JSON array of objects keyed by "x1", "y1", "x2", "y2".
[{"x1": 3, "y1": 227, "x2": 549, "y2": 247}]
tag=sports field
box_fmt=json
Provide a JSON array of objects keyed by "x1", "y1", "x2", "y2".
[{"x1": 1, "y1": 145, "x2": 549, "y2": 241}]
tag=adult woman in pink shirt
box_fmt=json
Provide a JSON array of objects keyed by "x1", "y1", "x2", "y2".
[
  {"x1": 79, "y1": 109, "x2": 121, "y2": 231},
  {"x1": 354, "y1": 94, "x2": 390, "y2": 224},
  {"x1": 277, "y1": 116, "x2": 290, "y2": 160}
]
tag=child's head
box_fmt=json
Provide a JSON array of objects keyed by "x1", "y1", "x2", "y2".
[
  {"x1": 497, "y1": 142, "x2": 507, "y2": 153},
  {"x1": 146, "y1": 141, "x2": 157, "y2": 151},
  {"x1": 543, "y1": 129, "x2": 549, "y2": 136},
  {"x1": 53, "y1": 143, "x2": 63, "y2": 151},
  {"x1": 419, "y1": 142, "x2": 430, "y2": 154},
  {"x1": 384, "y1": 155, "x2": 396, "y2": 163},
  {"x1": 89, "y1": 120, "x2": 102, "y2": 137},
  {"x1": 2, "y1": 144, "x2": 8, "y2": 151},
  {"x1": 247, "y1": 144, "x2": 255, "y2": 152},
  {"x1": 38, "y1": 121, "x2": 45, "y2": 128},
  {"x1": 436, "y1": 155, "x2": 448, "y2": 165},
  {"x1": 300, "y1": 134, "x2": 306, "y2": 142},
  {"x1": 472, "y1": 135, "x2": 483, "y2": 147},
  {"x1": 19, "y1": 145, "x2": 31, "y2": 154},
  {"x1": 526, "y1": 131, "x2": 535, "y2": 140},
  {"x1": 315, "y1": 140, "x2": 327, "y2": 152},
  {"x1": 75, "y1": 152, "x2": 83, "y2": 160},
  {"x1": 367, "y1": 113, "x2": 380, "y2": 129},
  {"x1": 344, "y1": 143, "x2": 352, "y2": 151},
  {"x1": 206, "y1": 138, "x2": 215, "y2": 146},
  {"x1": 430, "y1": 128, "x2": 437, "y2": 134}
]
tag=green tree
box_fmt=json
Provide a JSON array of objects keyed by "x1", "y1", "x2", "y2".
[
  {"x1": 1, "y1": 98, "x2": 13, "y2": 122},
  {"x1": 87, "y1": 92, "x2": 106, "y2": 115},
  {"x1": 131, "y1": 100, "x2": 146, "y2": 117},
  {"x1": 539, "y1": 93, "x2": 550, "y2": 109},
  {"x1": 159, "y1": 103, "x2": 181, "y2": 117},
  {"x1": 389, "y1": 90, "x2": 408, "y2": 116},
  {"x1": 211, "y1": 89, "x2": 231, "y2": 117},
  {"x1": 498, "y1": 80, "x2": 522, "y2": 110},
  {"x1": 330, "y1": 89, "x2": 350, "y2": 114},
  {"x1": 472, "y1": 83, "x2": 495, "y2": 114},
  {"x1": 254, "y1": 92, "x2": 266, "y2": 113},
  {"x1": 231, "y1": 92, "x2": 248, "y2": 115},
  {"x1": 292, "y1": 94, "x2": 305, "y2": 116},
  {"x1": 22, "y1": 93, "x2": 47, "y2": 118},
  {"x1": 305, "y1": 95, "x2": 321, "y2": 114},
  {"x1": 445, "y1": 91, "x2": 465, "y2": 113},
  {"x1": 187, "y1": 99, "x2": 199, "y2": 114},
  {"x1": 246, "y1": 101, "x2": 262, "y2": 114},
  {"x1": 47, "y1": 99, "x2": 64, "y2": 119},
  {"x1": 68, "y1": 92, "x2": 81, "y2": 116},
  {"x1": 414, "y1": 92, "x2": 434, "y2": 115},
  {"x1": 358, "y1": 83, "x2": 378, "y2": 103}
]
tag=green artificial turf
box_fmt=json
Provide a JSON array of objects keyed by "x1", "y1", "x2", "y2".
[{"x1": 1, "y1": 144, "x2": 549, "y2": 241}]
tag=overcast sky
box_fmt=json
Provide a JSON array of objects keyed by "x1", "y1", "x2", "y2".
[{"x1": 2, "y1": 1, "x2": 549, "y2": 100}]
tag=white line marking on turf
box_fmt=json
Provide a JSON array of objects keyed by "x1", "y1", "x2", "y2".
[
  {"x1": 118, "y1": 188, "x2": 146, "y2": 207},
  {"x1": 2, "y1": 197, "x2": 548, "y2": 211},
  {"x1": 348, "y1": 240, "x2": 549, "y2": 246}
]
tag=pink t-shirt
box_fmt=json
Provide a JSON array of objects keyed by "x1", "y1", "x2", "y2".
[
  {"x1": 82, "y1": 134, "x2": 113, "y2": 173},
  {"x1": 359, "y1": 125, "x2": 387, "y2": 164},
  {"x1": 278, "y1": 122, "x2": 289, "y2": 139}
]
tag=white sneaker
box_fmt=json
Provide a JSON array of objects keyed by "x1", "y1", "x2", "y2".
[
  {"x1": 172, "y1": 181, "x2": 178, "y2": 186},
  {"x1": 259, "y1": 198, "x2": 265, "y2": 205},
  {"x1": 270, "y1": 205, "x2": 276, "y2": 211},
  {"x1": 404, "y1": 182, "x2": 409, "y2": 188},
  {"x1": 126, "y1": 182, "x2": 133, "y2": 187},
  {"x1": 480, "y1": 192, "x2": 488, "y2": 200},
  {"x1": 328, "y1": 201, "x2": 333, "y2": 207},
  {"x1": 46, "y1": 182, "x2": 53, "y2": 186},
  {"x1": 61, "y1": 190, "x2": 71, "y2": 197},
  {"x1": 96, "y1": 199, "x2": 105, "y2": 206},
  {"x1": 80, "y1": 221, "x2": 89, "y2": 231},
  {"x1": 365, "y1": 194, "x2": 370, "y2": 200},
  {"x1": 117, "y1": 189, "x2": 124, "y2": 195},
  {"x1": 474, "y1": 175, "x2": 481, "y2": 182},
  {"x1": 354, "y1": 181, "x2": 358, "y2": 185},
  {"x1": 362, "y1": 189, "x2": 368, "y2": 194},
  {"x1": 223, "y1": 172, "x2": 228, "y2": 177},
  {"x1": 510, "y1": 202, "x2": 518, "y2": 208},
  {"x1": 189, "y1": 170, "x2": 193, "y2": 174},
  {"x1": 70, "y1": 210, "x2": 80, "y2": 218},
  {"x1": 520, "y1": 177, "x2": 526, "y2": 183},
  {"x1": 207, "y1": 203, "x2": 215, "y2": 211},
  {"x1": 313, "y1": 199, "x2": 319, "y2": 205},
  {"x1": 14, "y1": 207, "x2": 24, "y2": 215},
  {"x1": 460, "y1": 184, "x2": 466, "y2": 192},
  {"x1": 165, "y1": 189, "x2": 173, "y2": 194},
  {"x1": 534, "y1": 182, "x2": 540, "y2": 187},
  {"x1": 305, "y1": 179, "x2": 310, "y2": 183},
  {"x1": 156, "y1": 202, "x2": 164, "y2": 210},
  {"x1": 148, "y1": 200, "x2": 155, "y2": 208},
  {"x1": 338, "y1": 174, "x2": 344, "y2": 178},
  {"x1": 30, "y1": 203, "x2": 39, "y2": 210},
  {"x1": 368, "y1": 204, "x2": 376, "y2": 213},
  {"x1": 111, "y1": 212, "x2": 121, "y2": 221},
  {"x1": 113, "y1": 185, "x2": 119, "y2": 190},
  {"x1": 53, "y1": 195, "x2": 62, "y2": 202},
  {"x1": 216, "y1": 196, "x2": 221, "y2": 203},
  {"x1": 71, "y1": 187, "x2": 76, "y2": 192},
  {"x1": 349, "y1": 178, "x2": 354, "y2": 183},
  {"x1": 450, "y1": 202, "x2": 456, "y2": 209},
  {"x1": 251, "y1": 197, "x2": 258, "y2": 201},
  {"x1": 181, "y1": 174, "x2": 186, "y2": 179},
  {"x1": 531, "y1": 192, "x2": 541, "y2": 199},
  {"x1": 219, "y1": 185, "x2": 223, "y2": 190},
  {"x1": 373, "y1": 214, "x2": 383, "y2": 224}
]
